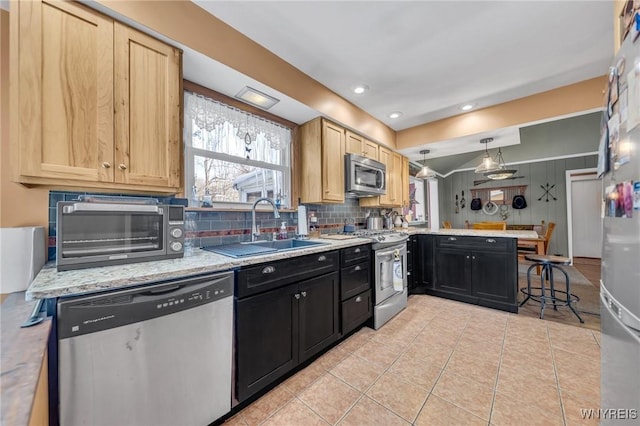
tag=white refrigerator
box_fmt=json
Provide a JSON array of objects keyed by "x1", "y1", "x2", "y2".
[{"x1": 600, "y1": 26, "x2": 640, "y2": 424}]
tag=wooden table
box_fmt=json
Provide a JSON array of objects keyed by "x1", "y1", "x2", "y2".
[{"x1": 517, "y1": 235, "x2": 545, "y2": 274}]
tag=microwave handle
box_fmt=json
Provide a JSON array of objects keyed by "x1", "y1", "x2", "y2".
[
  {"x1": 377, "y1": 169, "x2": 385, "y2": 189},
  {"x1": 65, "y1": 203, "x2": 160, "y2": 213}
]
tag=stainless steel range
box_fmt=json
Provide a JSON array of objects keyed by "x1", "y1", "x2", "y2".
[{"x1": 348, "y1": 230, "x2": 409, "y2": 329}]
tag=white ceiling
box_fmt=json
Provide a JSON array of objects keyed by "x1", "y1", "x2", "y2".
[{"x1": 195, "y1": 0, "x2": 613, "y2": 134}]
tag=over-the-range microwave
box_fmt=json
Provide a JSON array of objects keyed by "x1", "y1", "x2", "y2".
[
  {"x1": 345, "y1": 153, "x2": 386, "y2": 197},
  {"x1": 56, "y1": 201, "x2": 185, "y2": 271}
]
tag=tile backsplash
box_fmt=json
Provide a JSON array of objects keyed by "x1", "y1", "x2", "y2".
[{"x1": 48, "y1": 192, "x2": 379, "y2": 261}]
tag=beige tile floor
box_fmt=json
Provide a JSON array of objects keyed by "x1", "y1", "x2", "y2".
[{"x1": 226, "y1": 295, "x2": 601, "y2": 426}]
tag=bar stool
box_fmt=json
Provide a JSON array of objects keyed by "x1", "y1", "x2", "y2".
[{"x1": 519, "y1": 254, "x2": 584, "y2": 323}]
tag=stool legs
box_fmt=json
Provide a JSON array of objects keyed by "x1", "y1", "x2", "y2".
[{"x1": 555, "y1": 265, "x2": 584, "y2": 324}]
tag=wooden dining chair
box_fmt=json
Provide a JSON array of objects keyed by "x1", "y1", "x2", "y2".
[
  {"x1": 518, "y1": 222, "x2": 556, "y2": 255},
  {"x1": 442, "y1": 221, "x2": 452, "y2": 229},
  {"x1": 472, "y1": 221, "x2": 507, "y2": 230}
]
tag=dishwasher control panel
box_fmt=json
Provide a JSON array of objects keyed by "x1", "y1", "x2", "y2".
[{"x1": 57, "y1": 271, "x2": 234, "y2": 339}]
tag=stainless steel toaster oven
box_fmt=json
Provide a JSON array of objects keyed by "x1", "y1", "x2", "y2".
[{"x1": 56, "y1": 201, "x2": 185, "y2": 271}]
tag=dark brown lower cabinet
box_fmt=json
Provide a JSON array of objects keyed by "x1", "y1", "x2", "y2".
[{"x1": 235, "y1": 272, "x2": 339, "y2": 402}]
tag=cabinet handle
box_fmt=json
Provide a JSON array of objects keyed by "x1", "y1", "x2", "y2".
[
  {"x1": 472, "y1": 256, "x2": 476, "y2": 260},
  {"x1": 355, "y1": 296, "x2": 362, "y2": 302},
  {"x1": 354, "y1": 266, "x2": 361, "y2": 271},
  {"x1": 466, "y1": 255, "x2": 470, "y2": 259},
  {"x1": 486, "y1": 238, "x2": 496, "y2": 243},
  {"x1": 294, "y1": 293, "x2": 300, "y2": 299},
  {"x1": 448, "y1": 237, "x2": 457, "y2": 241},
  {"x1": 354, "y1": 248, "x2": 361, "y2": 253},
  {"x1": 317, "y1": 255, "x2": 326, "y2": 262},
  {"x1": 262, "y1": 266, "x2": 276, "y2": 274},
  {"x1": 118, "y1": 163, "x2": 127, "y2": 170},
  {"x1": 101, "y1": 162, "x2": 111, "y2": 168},
  {"x1": 301, "y1": 291, "x2": 307, "y2": 297},
  {"x1": 407, "y1": 272, "x2": 411, "y2": 276}
]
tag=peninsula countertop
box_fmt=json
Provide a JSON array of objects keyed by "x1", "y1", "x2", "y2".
[
  {"x1": 26, "y1": 236, "x2": 372, "y2": 300},
  {"x1": 404, "y1": 227, "x2": 539, "y2": 239}
]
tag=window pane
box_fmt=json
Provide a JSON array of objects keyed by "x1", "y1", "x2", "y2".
[
  {"x1": 191, "y1": 121, "x2": 287, "y2": 166},
  {"x1": 192, "y1": 156, "x2": 286, "y2": 205}
]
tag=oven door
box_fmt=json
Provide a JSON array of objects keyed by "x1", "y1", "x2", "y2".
[
  {"x1": 57, "y1": 203, "x2": 167, "y2": 270},
  {"x1": 374, "y1": 243, "x2": 407, "y2": 304}
]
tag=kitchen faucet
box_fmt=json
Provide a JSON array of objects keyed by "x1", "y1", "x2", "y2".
[{"x1": 251, "y1": 197, "x2": 280, "y2": 241}]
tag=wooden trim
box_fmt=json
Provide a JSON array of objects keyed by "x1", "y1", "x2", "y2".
[{"x1": 183, "y1": 80, "x2": 297, "y2": 129}]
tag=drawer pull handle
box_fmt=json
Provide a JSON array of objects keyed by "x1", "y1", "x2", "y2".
[
  {"x1": 486, "y1": 238, "x2": 496, "y2": 243},
  {"x1": 318, "y1": 255, "x2": 326, "y2": 262},
  {"x1": 294, "y1": 293, "x2": 300, "y2": 299},
  {"x1": 262, "y1": 266, "x2": 276, "y2": 274},
  {"x1": 354, "y1": 266, "x2": 362, "y2": 271},
  {"x1": 301, "y1": 291, "x2": 307, "y2": 297},
  {"x1": 448, "y1": 237, "x2": 457, "y2": 241},
  {"x1": 355, "y1": 296, "x2": 362, "y2": 302},
  {"x1": 354, "y1": 248, "x2": 361, "y2": 253}
]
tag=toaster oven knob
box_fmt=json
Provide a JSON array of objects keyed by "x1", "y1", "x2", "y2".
[
  {"x1": 170, "y1": 241, "x2": 183, "y2": 252},
  {"x1": 170, "y1": 228, "x2": 183, "y2": 239}
]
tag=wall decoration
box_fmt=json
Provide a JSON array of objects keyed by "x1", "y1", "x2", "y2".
[
  {"x1": 499, "y1": 204, "x2": 509, "y2": 220},
  {"x1": 455, "y1": 194, "x2": 459, "y2": 213},
  {"x1": 482, "y1": 200, "x2": 498, "y2": 215},
  {"x1": 538, "y1": 183, "x2": 557, "y2": 202},
  {"x1": 460, "y1": 190, "x2": 466, "y2": 209}
]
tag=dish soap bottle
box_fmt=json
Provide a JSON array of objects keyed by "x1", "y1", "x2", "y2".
[{"x1": 279, "y1": 222, "x2": 288, "y2": 240}]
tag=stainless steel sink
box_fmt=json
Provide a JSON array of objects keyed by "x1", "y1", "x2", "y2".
[
  {"x1": 201, "y1": 239, "x2": 328, "y2": 258},
  {"x1": 246, "y1": 239, "x2": 328, "y2": 251}
]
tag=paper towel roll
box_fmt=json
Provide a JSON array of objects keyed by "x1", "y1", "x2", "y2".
[
  {"x1": 297, "y1": 205, "x2": 308, "y2": 236},
  {"x1": 0, "y1": 226, "x2": 45, "y2": 294}
]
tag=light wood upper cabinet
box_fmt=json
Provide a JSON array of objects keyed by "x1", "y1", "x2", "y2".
[
  {"x1": 401, "y1": 156, "x2": 410, "y2": 208},
  {"x1": 363, "y1": 139, "x2": 379, "y2": 161},
  {"x1": 114, "y1": 24, "x2": 182, "y2": 189},
  {"x1": 11, "y1": 0, "x2": 182, "y2": 194},
  {"x1": 345, "y1": 130, "x2": 378, "y2": 161},
  {"x1": 13, "y1": 0, "x2": 114, "y2": 183},
  {"x1": 360, "y1": 148, "x2": 404, "y2": 208},
  {"x1": 300, "y1": 118, "x2": 345, "y2": 204}
]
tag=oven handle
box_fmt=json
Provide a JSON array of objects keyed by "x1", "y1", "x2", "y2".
[
  {"x1": 66, "y1": 203, "x2": 160, "y2": 213},
  {"x1": 375, "y1": 245, "x2": 407, "y2": 260}
]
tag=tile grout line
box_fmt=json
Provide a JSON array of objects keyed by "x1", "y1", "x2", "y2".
[{"x1": 486, "y1": 317, "x2": 508, "y2": 426}]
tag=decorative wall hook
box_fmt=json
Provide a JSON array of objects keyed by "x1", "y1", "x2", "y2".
[{"x1": 538, "y1": 183, "x2": 557, "y2": 202}]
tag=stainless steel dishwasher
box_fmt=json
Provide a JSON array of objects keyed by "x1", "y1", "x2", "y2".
[{"x1": 57, "y1": 271, "x2": 234, "y2": 426}]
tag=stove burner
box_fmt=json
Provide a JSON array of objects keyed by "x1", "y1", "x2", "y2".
[{"x1": 342, "y1": 229, "x2": 409, "y2": 245}]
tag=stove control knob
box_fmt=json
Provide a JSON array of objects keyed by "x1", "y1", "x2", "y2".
[
  {"x1": 170, "y1": 242, "x2": 183, "y2": 252},
  {"x1": 170, "y1": 228, "x2": 183, "y2": 239},
  {"x1": 378, "y1": 236, "x2": 386, "y2": 241}
]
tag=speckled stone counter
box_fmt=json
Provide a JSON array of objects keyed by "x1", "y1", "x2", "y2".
[
  {"x1": 403, "y1": 227, "x2": 538, "y2": 239},
  {"x1": 1, "y1": 292, "x2": 51, "y2": 426},
  {"x1": 26, "y1": 237, "x2": 372, "y2": 300}
]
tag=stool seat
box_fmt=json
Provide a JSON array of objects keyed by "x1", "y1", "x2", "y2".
[
  {"x1": 519, "y1": 255, "x2": 584, "y2": 323},
  {"x1": 524, "y1": 254, "x2": 571, "y2": 265}
]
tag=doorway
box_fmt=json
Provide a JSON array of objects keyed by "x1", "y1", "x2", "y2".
[{"x1": 566, "y1": 169, "x2": 602, "y2": 260}]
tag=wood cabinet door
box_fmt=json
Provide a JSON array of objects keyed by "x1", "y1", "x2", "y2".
[
  {"x1": 391, "y1": 152, "x2": 403, "y2": 207},
  {"x1": 363, "y1": 139, "x2": 379, "y2": 161},
  {"x1": 345, "y1": 130, "x2": 363, "y2": 156},
  {"x1": 114, "y1": 23, "x2": 182, "y2": 189},
  {"x1": 235, "y1": 283, "x2": 299, "y2": 402},
  {"x1": 434, "y1": 248, "x2": 472, "y2": 295},
  {"x1": 471, "y1": 251, "x2": 517, "y2": 304},
  {"x1": 321, "y1": 120, "x2": 345, "y2": 203},
  {"x1": 378, "y1": 146, "x2": 393, "y2": 205},
  {"x1": 415, "y1": 235, "x2": 434, "y2": 290},
  {"x1": 16, "y1": 0, "x2": 114, "y2": 182},
  {"x1": 298, "y1": 272, "x2": 339, "y2": 363},
  {"x1": 401, "y1": 156, "x2": 410, "y2": 208}
]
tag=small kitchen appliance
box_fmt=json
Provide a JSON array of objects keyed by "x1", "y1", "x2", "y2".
[{"x1": 345, "y1": 153, "x2": 386, "y2": 197}]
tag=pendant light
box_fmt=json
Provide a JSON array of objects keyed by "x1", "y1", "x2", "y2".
[
  {"x1": 474, "y1": 137, "x2": 500, "y2": 174},
  {"x1": 484, "y1": 147, "x2": 517, "y2": 180},
  {"x1": 415, "y1": 149, "x2": 436, "y2": 179}
]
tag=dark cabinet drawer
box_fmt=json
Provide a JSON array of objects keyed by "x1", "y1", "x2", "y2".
[
  {"x1": 340, "y1": 262, "x2": 370, "y2": 300},
  {"x1": 237, "y1": 250, "x2": 339, "y2": 298},
  {"x1": 341, "y1": 290, "x2": 372, "y2": 335},
  {"x1": 435, "y1": 235, "x2": 511, "y2": 252},
  {"x1": 341, "y1": 244, "x2": 371, "y2": 267}
]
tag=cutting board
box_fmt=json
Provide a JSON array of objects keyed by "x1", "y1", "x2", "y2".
[{"x1": 320, "y1": 234, "x2": 357, "y2": 240}]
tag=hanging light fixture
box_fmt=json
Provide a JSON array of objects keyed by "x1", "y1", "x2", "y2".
[
  {"x1": 484, "y1": 147, "x2": 517, "y2": 180},
  {"x1": 415, "y1": 149, "x2": 436, "y2": 179},
  {"x1": 474, "y1": 137, "x2": 500, "y2": 174}
]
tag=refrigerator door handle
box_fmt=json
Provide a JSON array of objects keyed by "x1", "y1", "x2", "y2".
[{"x1": 601, "y1": 282, "x2": 640, "y2": 334}]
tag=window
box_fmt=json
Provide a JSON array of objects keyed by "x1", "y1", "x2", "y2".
[{"x1": 184, "y1": 91, "x2": 292, "y2": 208}]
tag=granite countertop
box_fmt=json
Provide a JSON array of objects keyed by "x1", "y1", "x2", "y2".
[
  {"x1": 1, "y1": 293, "x2": 51, "y2": 426},
  {"x1": 403, "y1": 227, "x2": 539, "y2": 239},
  {"x1": 26, "y1": 237, "x2": 372, "y2": 300}
]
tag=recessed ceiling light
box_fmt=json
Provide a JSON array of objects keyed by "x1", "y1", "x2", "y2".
[
  {"x1": 460, "y1": 104, "x2": 475, "y2": 111},
  {"x1": 235, "y1": 86, "x2": 280, "y2": 110},
  {"x1": 388, "y1": 111, "x2": 402, "y2": 119},
  {"x1": 352, "y1": 84, "x2": 369, "y2": 94}
]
